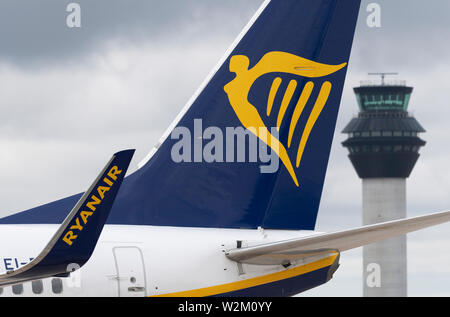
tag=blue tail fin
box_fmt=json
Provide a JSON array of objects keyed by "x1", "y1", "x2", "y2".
[
  {"x1": 0, "y1": 0, "x2": 361, "y2": 230},
  {"x1": 0, "y1": 150, "x2": 134, "y2": 286}
]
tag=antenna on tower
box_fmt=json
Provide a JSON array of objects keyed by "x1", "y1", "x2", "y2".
[{"x1": 368, "y1": 72, "x2": 398, "y2": 86}]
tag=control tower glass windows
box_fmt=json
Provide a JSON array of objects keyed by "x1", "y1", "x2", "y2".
[
  {"x1": 346, "y1": 144, "x2": 422, "y2": 154},
  {"x1": 404, "y1": 94, "x2": 411, "y2": 111},
  {"x1": 354, "y1": 86, "x2": 413, "y2": 112},
  {"x1": 371, "y1": 131, "x2": 381, "y2": 137},
  {"x1": 347, "y1": 131, "x2": 421, "y2": 138}
]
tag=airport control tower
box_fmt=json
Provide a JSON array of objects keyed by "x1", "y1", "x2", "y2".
[{"x1": 342, "y1": 73, "x2": 426, "y2": 297}]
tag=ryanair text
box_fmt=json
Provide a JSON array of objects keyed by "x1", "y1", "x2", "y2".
[{"x1": 62, "y1": 165, "x2": 122, "y2": 246}]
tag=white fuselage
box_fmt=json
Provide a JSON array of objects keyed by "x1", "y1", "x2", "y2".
[{"x1": 0, "y1": 225, "x2": 320, "y2": 297}]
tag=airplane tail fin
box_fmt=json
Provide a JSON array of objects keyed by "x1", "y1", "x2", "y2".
[
  {"x1": 0, "y1": 0, "x2": 361, "y2": 230},
  {"x1": 112, "y1": 0, "x2": 361, "y2": 230}
]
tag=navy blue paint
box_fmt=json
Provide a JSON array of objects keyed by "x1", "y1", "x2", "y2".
[
  {"x1": 0, "y1": 0, "x2": 361, "y2": 230},
  {"x1": 215, "y1": 266, "x2": 332, "y2": 297}
]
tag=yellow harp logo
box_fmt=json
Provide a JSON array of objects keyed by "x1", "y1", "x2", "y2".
[{"x1": 224, "y1": 51, "x2": 347, "y2": 187}]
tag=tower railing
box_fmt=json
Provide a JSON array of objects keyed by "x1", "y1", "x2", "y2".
[{"x1": 360, "y1": 79, "x2": 407, "y2": 87}]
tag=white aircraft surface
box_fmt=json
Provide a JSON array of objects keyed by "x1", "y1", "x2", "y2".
[{"x1": 0, "y1": 0, "x2": 449, "y2": 297}]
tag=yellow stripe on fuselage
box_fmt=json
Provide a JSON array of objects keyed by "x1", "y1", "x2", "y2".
[{"x1": 152, "y1": 252, "x2": 338, "y2": 297}]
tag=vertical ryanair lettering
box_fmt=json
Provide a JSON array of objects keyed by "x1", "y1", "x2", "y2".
[
  {"x1": 62, "y1": 166, "x2": 122, "y2": 246},
  {"x1": 224, "y1": 51, "x2": 346, "y2": 187}
]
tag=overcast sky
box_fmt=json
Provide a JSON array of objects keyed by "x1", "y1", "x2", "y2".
[{"x1": 1, "y1": 0, "x2": 450, "y2": 297}]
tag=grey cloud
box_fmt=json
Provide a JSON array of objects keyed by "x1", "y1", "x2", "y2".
[
  {"x1": 352, "y1": 0, "x2": 450, "y2": 72},
  {"x1": 0, "y1": 0, "x2": 263, "y2": 68}
]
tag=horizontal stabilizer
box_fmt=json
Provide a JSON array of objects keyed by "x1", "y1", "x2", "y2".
[
  {"x1": 225, "y1": 211, "x2": 450, "y2": 265},
  {"x1": 0, "y1": 149, "x2": 135, "y2": 286}
]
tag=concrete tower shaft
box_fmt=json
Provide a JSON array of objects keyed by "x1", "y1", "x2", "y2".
[{"x1": 362, "y1": 178, "x2": 407, "y2": 297}]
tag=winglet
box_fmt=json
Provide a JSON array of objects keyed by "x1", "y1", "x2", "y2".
[{"x1": 0, "y1": 149, "x2": 135, "y2": 286}]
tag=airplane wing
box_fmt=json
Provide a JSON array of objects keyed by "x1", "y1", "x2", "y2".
[
  {"x1": 225, "y1": 211, "x2": 450, "y2": 265},
  {"x1": 0, "y1": 149, "x2": 135, "y2": 287}
]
